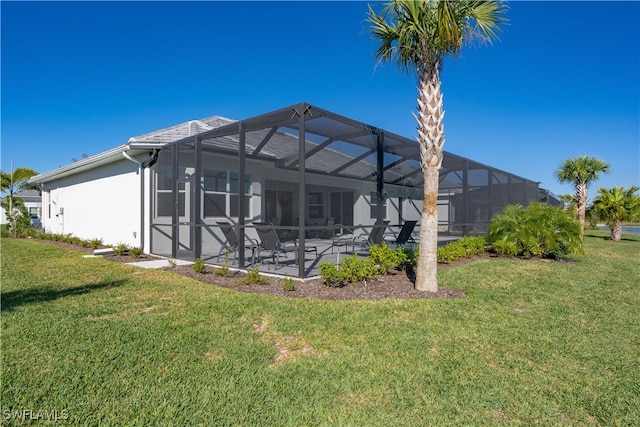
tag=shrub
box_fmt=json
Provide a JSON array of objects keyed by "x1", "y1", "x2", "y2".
[
  {"x1": 319, "y1": 262, "x2": 342, "y2": 287},
  {"x1": 282, "y1": 277, "x2": 295, "y2": 292},
  {"x1": 215, "y1": 249, "x2": 231, "y2": 276},
  {"x1": 460, "y1": 236, "x2": 486, "y2": 256},
  {"x1": 193, "y1": 258, "x2": 206, "y2": 274},
  {"x1": 492, "y1": 240, "x2": 519, "y2": 257},
  {"x1": 68, "y1": 236, "x2": 83, "y2": 246},
  {"x1": 369, "y1": 243, "x2": 407, "y2": 274},
  {"x1": 399, "y1": 246, "x2": 417, "y2": 272},
  {"x1": 89, "y1": 238, "x2": 103, "y2": 250},
  {"x1": 113, "y1": 243, "x2": 128, "y2": 256},
  {"x1": 214, "y1": 265, "x2": 230, "y2": 277},
  {"x1": 488, "y1": 203, "x2": 583, "y2": 259},
  {"x1": 339, "y1": 254, "x2": 376, "y2": 283},
  {"x1": 237, "y1": 267, "x2": 267, "y2": 286},
  {"x1": 319, "y1": 254, "x2": 378, "y2": 287},
  {"x1": 437, "y1": 236, "x2": 487, "y2": 263},
  {"x1": 128, "y1": 247, "x2": 143, "y2": 259},
  {"x1": 437, "y1": 242, "x2": 466, "y2": 263}
]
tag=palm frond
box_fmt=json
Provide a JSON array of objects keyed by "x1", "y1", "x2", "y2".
[{"x1": 367, "y1": 0, "x2": 507, "y2": 73}]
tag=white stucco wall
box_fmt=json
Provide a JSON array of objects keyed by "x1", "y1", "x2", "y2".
[{"x1": 40, "y1": 158, "x2": 144, "y2": 247}]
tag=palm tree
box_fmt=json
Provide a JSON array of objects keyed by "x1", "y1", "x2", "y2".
[
  {"x1": 591, "y1": 186, "x2": 640, "y2": 241},
  {"x1": 0, "y1": 166, "x2": 40, "y2": 197},
  {"x1": 367, "y1": 0, "x2": 506, "y2": 292},
  {"x1": 1, "y1": 166, "x2": 39, "y2": 236},
  {"x1": 555, "y1": 155, "x2": 610, "y2": 229}
]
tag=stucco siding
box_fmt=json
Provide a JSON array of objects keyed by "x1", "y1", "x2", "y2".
[{"x1": 41, "y1": 159, "x2": 142, "y2": 247}]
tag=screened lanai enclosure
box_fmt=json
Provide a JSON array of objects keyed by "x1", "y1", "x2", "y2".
[{"x1": 148, "y1": 102, "x2": 540, "y2": 278}]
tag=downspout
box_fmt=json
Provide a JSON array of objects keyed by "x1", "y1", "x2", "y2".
[{"x1": 122, "y1": 145, "x2": 161, "y2": 252}]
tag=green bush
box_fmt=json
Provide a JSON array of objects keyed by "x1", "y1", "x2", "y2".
[
  {"x1": 399, "y1": 246, "x2": 417, "y2": 273},
  {"x1": 215, "y1": 249, "x2": 231, "y2": 276},
  {"x1": 282, "y1": 277, "x2": 295, "y2": 292},
  {"x1": 492, "y1": 240, "x2": 519, "y2": 257},
  {"x1": 113, "y1": 243, "x2": 128, "y2": 256},
  {"x1": 340, "y1": 254, "x2": 376, "y2": 283},
  {"x1": 437, "y1": 236, "x2": 486, "y2": 263},
  {"x1": 319, "y1": 254, "x2": 378, "y2": 287},
  {"x1": 89, "y1": 238, "x2": 103, "y2": 250},
  {"x1": 319, "y1": 262, "x2": 342, "y2": 287},
  {"x1": 193, "y1": 258, "x2": 206, "y2": 274},
  {"x1": 460, "y1": 236, "x2": 486, "y2": 256},
  {"x1": 237, "y1": 267, "x2": 267, "y2": 286},
  {"x1": 214, "y1": 265, "x2": 230, "y2": 277},
  {"x1": 128, "y1": 247, "x2": 143, "y2": 259},
  {"x1": 488, "y1": 202, "x2": 583, "y2": 259},
  {"x1": 437, "y1": 242, "x2": 466, "y2": 263},
  {"x1": 369, "y1": 243, "x2": 407, "y2": 274}
]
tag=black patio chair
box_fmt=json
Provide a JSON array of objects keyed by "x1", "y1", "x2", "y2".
[
  {"x1": 315, "y1": 217, "x2": 335, "y2": 239},
  {"x1": 351, "y1": 221, "x2": 390, "y2": 253},
  {"x1": 387, "y1": 220, "x2": 418, "y2": 247},
  {"x1": 216, "y1": 221, "x2": 258, "y2": 265},
  {"x1": 253, "y1": 222, "x2": 317, "y2": 269}
]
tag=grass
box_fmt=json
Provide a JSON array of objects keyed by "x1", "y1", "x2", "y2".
[{"x1": 1, "y1": 231, "x2": 639, "y2": 425}]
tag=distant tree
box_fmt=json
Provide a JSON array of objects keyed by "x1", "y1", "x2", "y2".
[
  {"x1": 555, "y1": 156, "x2": 610, "y2": 230},
  {"x1": 591, "y1": 186, "x2": 640, "y2": 241},
  {"x1": 1, "y1": 166, "x2": 40, "y2": 237},
  {"x1": 0, "y1": 167, "x2": 40, "y2": 197},
  {"x1": 367, "y1": 0, "x2": 506, "y2": 292}
]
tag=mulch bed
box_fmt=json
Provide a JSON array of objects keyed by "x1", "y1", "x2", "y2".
[
  {"x1": 34, "y1": 238, "x2": 484, "y2": 300},
  {"x1": 168, "y1": 264, "x2": 468, "y2": 300}
]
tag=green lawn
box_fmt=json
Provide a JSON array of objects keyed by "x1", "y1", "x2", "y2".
[{"x1": 2, "y1": 232, "x2": 639, "y2": 425}]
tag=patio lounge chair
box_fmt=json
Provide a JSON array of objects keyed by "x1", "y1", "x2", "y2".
[
  {"x1": 336, "y1": 221, "x2": 389, "y2": 253},
  {"x1": 315, "y1": 217, "x2": 335, "y2": 239},
  {"x1": 253, "y1": 222, "x2": 318, "y2": 269},
  {"x1": 386, "y1": 220, "x2": 418, "y2": 247},
  {"x1": 216, "y1": 221, "x2": 258, "y2": 265}
]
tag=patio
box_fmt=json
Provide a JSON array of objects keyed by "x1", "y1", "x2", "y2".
[
  {"x1": 143, "y1": 102, "x2": 542, "y2": 278},
  {"x1": 202, "y1": 222, "x2": 460, "y2": 278}
]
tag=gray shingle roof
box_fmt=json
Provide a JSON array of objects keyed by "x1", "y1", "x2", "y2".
[{"x1": 130, "y1": 116, "x2": 236, "y2": 144}]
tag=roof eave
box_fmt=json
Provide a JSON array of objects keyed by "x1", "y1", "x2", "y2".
[{"x1": 29, "y1": 144, "x2": 151, "y2": 184}]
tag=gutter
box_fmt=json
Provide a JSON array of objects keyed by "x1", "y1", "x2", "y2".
[{"x1": 121, "y1": 145, "x2": 161, "y2": 254}]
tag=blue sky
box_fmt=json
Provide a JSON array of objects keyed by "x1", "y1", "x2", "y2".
[{"x1": 2, "y1": 1, "x2": 638, "y2": 198}]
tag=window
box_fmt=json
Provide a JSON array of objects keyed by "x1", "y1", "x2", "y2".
[
  {"x1": 308, "y1": 192, "x2": 324, "y2": 219},
  {"x1": 156, "y1": 166, "x2": 176, "y2": 217},
  {"x1": 369, "y1": 192, "x2": 386, "y2": 219},
  {"x1": 203, "y1": 169, "x2": 250, "y2": 218}
]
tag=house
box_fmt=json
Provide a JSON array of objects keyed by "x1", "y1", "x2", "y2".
[
  {"x1": 30, "y1": 102, "x2": 550, "y2": 277},
  {"x1": 1, "y1": 189, "x2": 42, "y2": 225}
]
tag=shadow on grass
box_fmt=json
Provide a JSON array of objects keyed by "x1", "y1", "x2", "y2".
[
  {"x1": 1, "y1": 279, "x2": 129, "y2": 312},
  {"x1": 584, "y1": 232, "x2": 639, "y2": 242}
]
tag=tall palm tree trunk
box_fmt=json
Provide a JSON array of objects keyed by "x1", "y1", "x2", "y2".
[
  {"x1": 611, "y1": 219, "x2": 622, "y2": 241},
  {"x1": 415, "y1": 59, "x2": 444, "y2": 293},
  {"x1": 575, "y1": 181, "x2": 588, "y2": 227}
]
